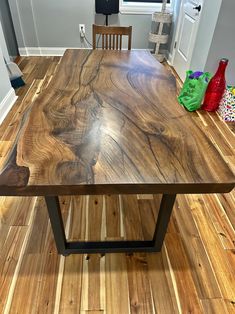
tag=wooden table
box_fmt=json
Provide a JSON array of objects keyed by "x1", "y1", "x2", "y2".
[{"x1": 0, "y1": 49, "x2": 234, "y2": 255}]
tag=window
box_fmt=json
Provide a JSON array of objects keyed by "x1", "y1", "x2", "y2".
[{"x1": 120, "y1": 0, "x2": 172, "y2": 15}]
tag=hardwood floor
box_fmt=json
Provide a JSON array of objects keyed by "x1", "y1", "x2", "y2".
[{"x1": 0, "y1": 56, "x2": 234, "y2": 314}]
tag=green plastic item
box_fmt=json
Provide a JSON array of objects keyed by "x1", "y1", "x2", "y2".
[{"x1": 178, "y1": 71, "x2": 212, "y2": 112}]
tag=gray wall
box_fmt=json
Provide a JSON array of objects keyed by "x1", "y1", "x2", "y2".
[
  {"x1": 9, "y1": 0, "x2": 155, "y2": 50},
  {"x1": 182, "y1": 0, "x2": 234, "y2": 85},
  {"x1": 190, "y1": 0, "x2": 222, "y2": 73},
  {"x1": 204, "y1": 0, "x2": 235, "y2": 85},
  {"x1": 0, "y1": 0, "x2": 19, "y2": 59}
]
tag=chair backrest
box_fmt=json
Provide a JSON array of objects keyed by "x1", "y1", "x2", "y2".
[{"x1": 92, "y1": 24, "x2": 132, "y2": 50}]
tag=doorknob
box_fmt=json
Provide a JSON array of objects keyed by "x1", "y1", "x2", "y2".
[{"x1": 193, "y1": 5, "x2": 201, "y2": 12}]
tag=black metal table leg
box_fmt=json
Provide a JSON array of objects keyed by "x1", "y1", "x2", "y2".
[
  {"x1": 152, "y1": 194, "x2": 176, "y2": 251},
  {"x1": 45, "y1": 194, "x2": 176, "y2": 255},
  {"x1": 45, "y1": 196, "x2": 67, "y2": 255}
]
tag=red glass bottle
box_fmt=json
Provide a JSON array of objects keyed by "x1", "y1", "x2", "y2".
[{"x1": 202, "y1": 58, "x2": 228, "y2": 112}]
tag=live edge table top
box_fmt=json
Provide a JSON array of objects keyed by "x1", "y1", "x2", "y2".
[{"x1": 0, "y1": 49, "x2": 234, "y2": 196}]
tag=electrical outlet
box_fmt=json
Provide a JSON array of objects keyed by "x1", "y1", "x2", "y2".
[{"x1": 79, "y1": 24, "x2": 85, "y2": 38}]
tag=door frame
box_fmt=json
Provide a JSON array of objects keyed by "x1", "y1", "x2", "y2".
[{"x1": 171, "y1": 0, "x2": 203, "y2": 75}]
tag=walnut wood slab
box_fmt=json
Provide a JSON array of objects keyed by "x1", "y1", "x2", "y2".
[{"x1": 0, "y1": 50, "x2": 234, "y2": 196}]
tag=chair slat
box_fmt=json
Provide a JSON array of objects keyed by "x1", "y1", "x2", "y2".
[
  {"x1": 109, "y1": 34, "x2": 112, "y2": 49},
  {"x1": 105, "y1": 35, "x2": 108, "y2": 49},
  {"x1": 92, "y1": 24, "x2": 132, "y2": 50}
]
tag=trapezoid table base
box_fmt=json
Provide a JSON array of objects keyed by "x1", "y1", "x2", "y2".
[{"x1": 45, "y1": 194, "x2": 176, "y2": 256}]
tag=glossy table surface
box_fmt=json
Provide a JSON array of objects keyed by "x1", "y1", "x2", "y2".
[{"x1": 0, "y1": 49, "x2": 234, "y2": 196}]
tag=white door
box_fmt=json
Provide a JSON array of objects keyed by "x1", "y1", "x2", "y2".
[{"x1": 173, "y1": 0, "x2": 203, "y2": 81}]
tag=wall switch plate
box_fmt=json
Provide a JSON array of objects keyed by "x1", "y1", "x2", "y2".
[{"x1": 79, "y1": 24, "x2": 85, "y2": 37}]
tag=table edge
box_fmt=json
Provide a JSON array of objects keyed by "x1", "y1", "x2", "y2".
[{"x1": 0, "y1": 182, "x2": 234, "y2": 196}]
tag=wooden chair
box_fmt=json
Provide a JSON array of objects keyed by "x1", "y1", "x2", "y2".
[{"x1": 92, "y1": 24, "x2": 132, "y2": 50}]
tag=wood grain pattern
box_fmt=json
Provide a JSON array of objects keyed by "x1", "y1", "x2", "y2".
[
  {"x1": 0, "y1": 56, "x2": 234, "y2": 314},
  {"x1": 165, "y1": 232, "x2": 204, "y2": 313},
  {"x1": 126, "y1": 253, "x2": 154, "y2": 314},
  {"x1": 0, "y1": 50, "x2": 234, "y2": 196}
]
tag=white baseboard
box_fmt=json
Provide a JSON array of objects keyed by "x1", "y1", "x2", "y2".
[
  {"x1": 18, "y1": 47, "x2": 29, "y2": 56},
  {"x1": 19, "y1": 47, "x2": 87, "y2": 57},
  {"x1": 19, "y1": 47, "x2": 152, "y2": 57},
  {"x1": 167, "y1": 52, "x2": 173, "y2": 66},
  {"x1": 0, "y1": 88, "x2": 18, "y2": 125}
]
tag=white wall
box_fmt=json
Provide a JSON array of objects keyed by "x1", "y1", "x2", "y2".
[
  {"x1": 0, "y1": 19, "x2": 10, "y2": 61},
  {"x1": 0, "y1": 0, "x2": 19, "y2": 59},
  {"x1": 0, "y1": 20, "x2": 11, "y2": 103},
  {"x1": 168, "y1": 0, "x2": 181, "y2": 60},
  {"x1": 0, "y1": 20, "x2": 17, "y2": 124},
  {"x1": 0, "y1": 45, "x2": 11, "y2": 103},
  {"x1": 190, "y1": 0, "x2": 222, "y2": 72},
  {"x1": 204, "y1": 0, "x2": 235, "y2": 85}
]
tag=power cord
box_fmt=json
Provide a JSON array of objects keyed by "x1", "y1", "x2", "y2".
[
  {"x1": 80, "y1": 27, "x2": 93, "y2": 47},
  {"x1": 80, "y1": 18, "x2": 106, "y2": 49}
]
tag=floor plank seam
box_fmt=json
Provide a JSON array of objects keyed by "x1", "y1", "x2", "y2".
[{"x1": 3, "y1": 197, "x2": 38, "y2": 314}]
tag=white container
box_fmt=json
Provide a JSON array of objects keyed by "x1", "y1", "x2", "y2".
[
  {"x1": 152, "y1": 12, "x2": 172, "y2": 24},
  {"x1": 149, "y1": 33, "x2": 169, "y2": 44}
]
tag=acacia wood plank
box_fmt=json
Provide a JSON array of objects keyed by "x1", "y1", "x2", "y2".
[
  {"x1": 81, "y1": 254, "x2": 105, "y2": 311},
  {"x1": 203, "y1": 194, "x2": 235, "y2": 250},
  {"x1": 0, "y1": 50, "x2": 234, "y2": 196},
  {"x1": 105, "y1": 253, "x2": 130, "y2": 314},
  {"x1": 147, "y1": 252, "x2": 178, "y2": 314},
  {"x1": 174, "y1": 196, "x2": 222, "y2": 299},
  {"x1": 88, "y1": 196, "x2": 103, "y2": 241},
  {"x1": 189, "y1": 194, "x2": 235, "y2": 300},
  {"x1": 0, "y1": 196, "x2": 34, "y2": 228},
  {"x1": 199, "y1": 111, "x2": 234, "y2": 153},
  {"x1": 24, "y1": 197, "x2": 50, "y2": 254},
  {"x1": 137, "y1": 195, "x2": 160, "y2": 240},
  {"x1": 216, "y1": 193, "x2": 235, "y2": 229},
  {"x1": 122, "y1": 195, "x2": 144, "y2": 240},
  {"x1": 9, "y1": 254, "x2": 44, "y2": 313},
  {"x1": 126, "y1": 253, "x2": 154, "y2": 314},
  {"x1": 12, "y1": 197, "x2": 35, "y2": 226},
  {"x1": 224, "y1": 299, "x2": 235, "y2": 314},
  {"x1": 105, "y1": 195, "x2": 121, "y2": 239},
  {"x1": 9, "y1": 253, "x2": 60, "y2": 314},
  {"x1": 68, "y1": 196, "x2": 87, "y2": 241},
  {"x1": 161, "y1": 245, "x2": 182, "y2": 313},
  {"x1": 0, "y1": 197, "x2": 19, "y2": 226},
  {"x1": 165, "y1": 232, "x2": 204, "y2": 313},
  {"x1": 201, "y1": 298, "x2": 229, "y2": 314},
  {"x1": 81, "y1": 196, "x2": 105, "y2": 311},
  {"x1": 59, "y1": 255, "x2": 83, "y2": 313},
  {"x1": 36, "y1": 253, "x2": 61, "y2": 313},
  {"x1": 0, "y1": 222, "x2": 10, "y2": 254},
  {"x1": 0, "y1": 226, "x2": 27, "y2": 313}
]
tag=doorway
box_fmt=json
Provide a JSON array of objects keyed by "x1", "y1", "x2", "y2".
[{"x1": 172, "y1": 0, "x2": 203, "y2": 81}]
